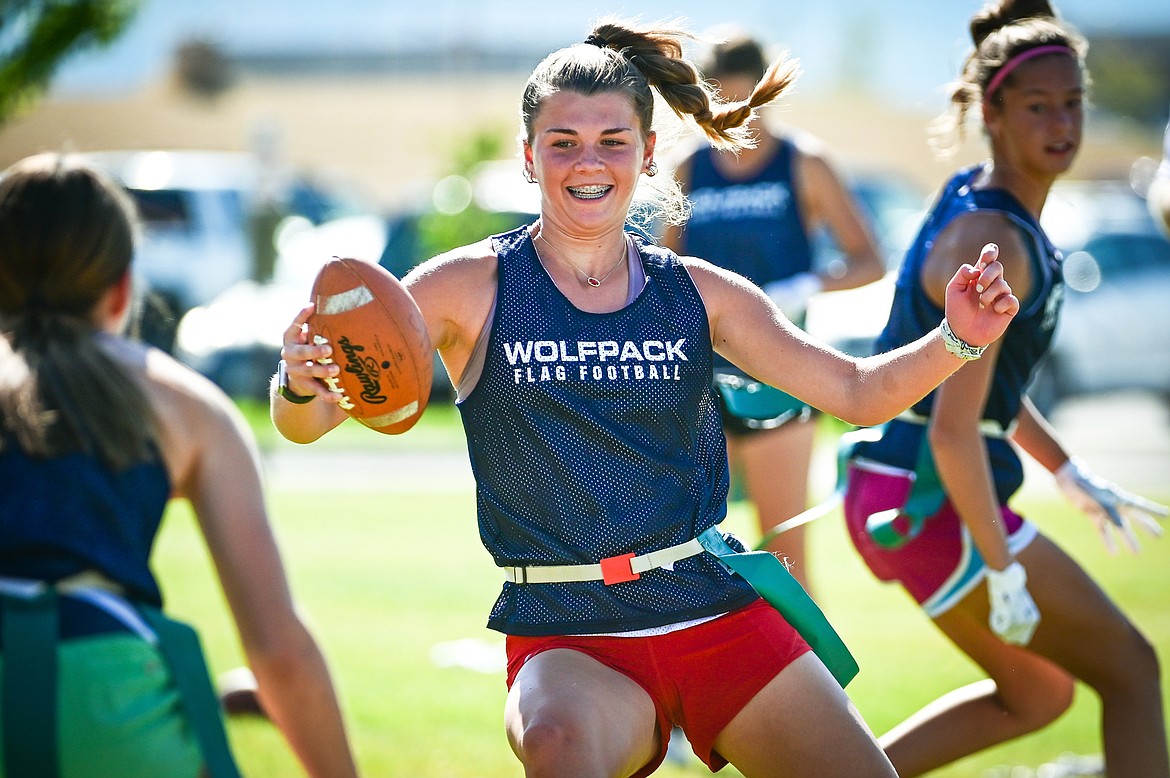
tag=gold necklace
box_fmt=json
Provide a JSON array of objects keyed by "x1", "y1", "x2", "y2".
[{"x1": 535, "y1": 232, "x2": 627, "y2": 288}]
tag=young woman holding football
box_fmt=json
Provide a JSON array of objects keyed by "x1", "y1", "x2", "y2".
[
  {"x1": 0, "y1": 153, "x2": 358, "y2": 778},
  {"x1": 839, "y1": 0, "x2": 1168, "y2": 774},
  {"x1": 274, "y1": 18, "x2": 1019, "y2": 777}
]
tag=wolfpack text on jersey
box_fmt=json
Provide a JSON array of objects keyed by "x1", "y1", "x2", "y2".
[{"x1": 503, "y1": 337, "x2": 688, "y2": 385}]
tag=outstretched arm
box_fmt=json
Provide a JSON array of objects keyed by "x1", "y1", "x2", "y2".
[
  {"x1": 1013, "y1": 396, "x2": 1168, "y2": 553},
  {"x1": 153, "y1": 356, "x2": 358, "y2": 778},
  {"x1": 694, "y1": 242, "x2": 1017, "y2": 427}
]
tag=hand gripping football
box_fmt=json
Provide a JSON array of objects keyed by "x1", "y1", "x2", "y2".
[{"x1": 306, "y1": 257, "x2": 432, "y2": 434}]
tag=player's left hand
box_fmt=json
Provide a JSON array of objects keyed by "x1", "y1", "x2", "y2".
[
  {"x1": 1055, "y1": 457, "x2": 1168, "y2": 554},
  {"x1": 943, "y1": 243, "x2": 1020, "y2": 348},
  {"x1": 986, "y1": 561, "x2": 1040, "y2": 646}
]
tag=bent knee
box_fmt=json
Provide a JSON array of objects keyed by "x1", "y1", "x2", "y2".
[
  {"x1": 515, "y1": 716, "x2": 655, "y2": 778},
  {"x1": 1002, "y1": 671, "x2": 1075, "y2": 731},
  {"x1": 518, "y1": 719, "x2": 575, "y2": 753},
  {"x1": 514, "y1": 719, "x2": 594, "y2": 774},
  {"x1": 1126, "y1": 629, "x2": 1161, "y2": 683},
  {"x1": 1091, "y1": 626, "x2": 1162, "y2": 697},
  {"x1": 1031, "y1": 673, "x2": 1076, "y2": 726}
]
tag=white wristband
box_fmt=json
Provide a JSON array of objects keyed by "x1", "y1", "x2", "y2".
[{"x1": 940, "y1": 318, "x2": 986, "y2": 361}]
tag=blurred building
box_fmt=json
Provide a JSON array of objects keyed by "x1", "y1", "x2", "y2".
[{"x1": 1, "y1": 0, "x2": 1166, "y2": 207}]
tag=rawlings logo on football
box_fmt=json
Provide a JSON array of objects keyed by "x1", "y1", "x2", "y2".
[
  {"x1": 337, "y1": 336, "x2": 388, "y2": 405},
  {"x1": 307, "y1": 257, "x2": 431, "y2": 434}
]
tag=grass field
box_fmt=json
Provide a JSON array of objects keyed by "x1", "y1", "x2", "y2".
[{"x1": 153, "y1": 402, "x2": 1170, "y2": 777}]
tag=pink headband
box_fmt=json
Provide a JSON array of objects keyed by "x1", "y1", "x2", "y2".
[{"x1": 984, "y1": 45, "x2": 1076, "y2": 100}]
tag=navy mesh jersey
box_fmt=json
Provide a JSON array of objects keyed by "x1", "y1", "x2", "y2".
[
  {"x1": 676, "y1": 139, "x2": 813, "y2": 373},
  {"x1": 458, "y1": 226, "x2": 757, "y2": 636},
  {"x1": 855, "y1": 164, "x2": 1064, "y2": 503},
  {"x1": 0, "y1": 443, "x2": 171, "y2": 606}
]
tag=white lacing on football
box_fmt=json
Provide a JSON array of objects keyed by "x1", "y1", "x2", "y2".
[
  {"x1": 313, "y1": 334, "x2": 355, "y2": 410},
  {"x1": 318, "y1": 284, "x2": 374, "y2": 315}
]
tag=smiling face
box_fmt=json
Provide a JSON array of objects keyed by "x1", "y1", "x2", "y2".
[
  {"x1": 523, "y1": 90, "x2": 656, "y2": 238},
  {"x1": 984, "y1": 53, "x2": 1084, "y2": 182}
]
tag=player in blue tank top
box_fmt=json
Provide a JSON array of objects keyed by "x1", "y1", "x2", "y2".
[
  {"x1": 839, "y1": 2, "x2": 1168, "y2": 775},
  {"x1": 0, "y1": 154, "x2": 358, "y2": 778},
  {"x1": 662, "y1": 31, "x2": 885, "y2": 592},
  {"x1": 275, "y1": 18, "x2": 1020, "y2": 778}
]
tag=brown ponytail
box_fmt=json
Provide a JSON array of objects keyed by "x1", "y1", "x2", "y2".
[
  {"x1": 520, "y1": 18, "x2": 800, "y2": 153},
  {"x1": 0, "y1": 153, "x2": 158, "y2": 471}
]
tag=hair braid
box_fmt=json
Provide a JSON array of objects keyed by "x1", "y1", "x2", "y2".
[
  {"x1": 586, "y1": 19, "x2": 801, "y2": 151},
  {"x1": 0, "y1": 154, "x2": 158, "y2": 470}
]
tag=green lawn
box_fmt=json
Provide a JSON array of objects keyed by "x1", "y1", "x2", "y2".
[{"x1": 153, "y1": 404, "x2": 1170, "y2": 777}]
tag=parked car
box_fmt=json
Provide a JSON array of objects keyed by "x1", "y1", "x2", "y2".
[
  {"x1": 1027, "y1": 227, "x2": 1170, "y2": 413},
  {"x1": 83, "y1": 149, "x2": 372, "y2": 350},
  {"x1": 805, "y1": 177, "x2": 1170, "y2": 413},
  {"x1": 172, "y1": 160, "x2": 541, "y2": 402}
]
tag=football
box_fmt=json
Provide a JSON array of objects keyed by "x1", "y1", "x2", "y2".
[{"x1": 306, "y1": 257, "x2": 432, "y2": 434}]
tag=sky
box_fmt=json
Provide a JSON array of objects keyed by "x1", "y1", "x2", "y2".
[{"x1": 47, "y1": 0, "x2": 1170, "y2": 111}]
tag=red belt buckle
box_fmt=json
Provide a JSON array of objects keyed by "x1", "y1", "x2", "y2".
[{"x1": 600, "y1": 552, "x2": 639, "y2": 585}]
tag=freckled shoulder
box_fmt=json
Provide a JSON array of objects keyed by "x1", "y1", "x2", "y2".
[{"x1": 679, "y1": 255, "x2": 760, "y2": 305}]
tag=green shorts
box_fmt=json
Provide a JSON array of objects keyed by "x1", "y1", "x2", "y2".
[{"x1": 1, "y1": 634, "x2": 202, "y2": 778}]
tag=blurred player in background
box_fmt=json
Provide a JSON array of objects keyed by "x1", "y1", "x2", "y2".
[
  {"x1": 0, "y1": 153, "x2": 358, "y2": 778},
  {"x1": 662, "y1": 30, "x2": 885, "y2": 591},
  {"x1": 839, "y1": 1, "x2": 1169, "y2": 774}
]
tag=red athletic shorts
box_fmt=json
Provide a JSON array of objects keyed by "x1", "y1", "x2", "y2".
[{"x1": 504, "y1": 598, "x2": 811, "y2": 775}]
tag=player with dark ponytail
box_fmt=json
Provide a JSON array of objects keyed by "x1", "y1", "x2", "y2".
[
  {"x1": 840, "y1": 1, "x2": 1168, "y2": 774},
  {"x1": 0, "y1": 154, "x2": 358, "y2": 778}
]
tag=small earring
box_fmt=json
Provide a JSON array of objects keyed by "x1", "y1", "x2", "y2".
[
  {"x1": 646, "y1": 161, "x2": 658, "y2": 177},
  {"x1": 523, "y1": 168, "x2": 537, "y2": 184}
]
